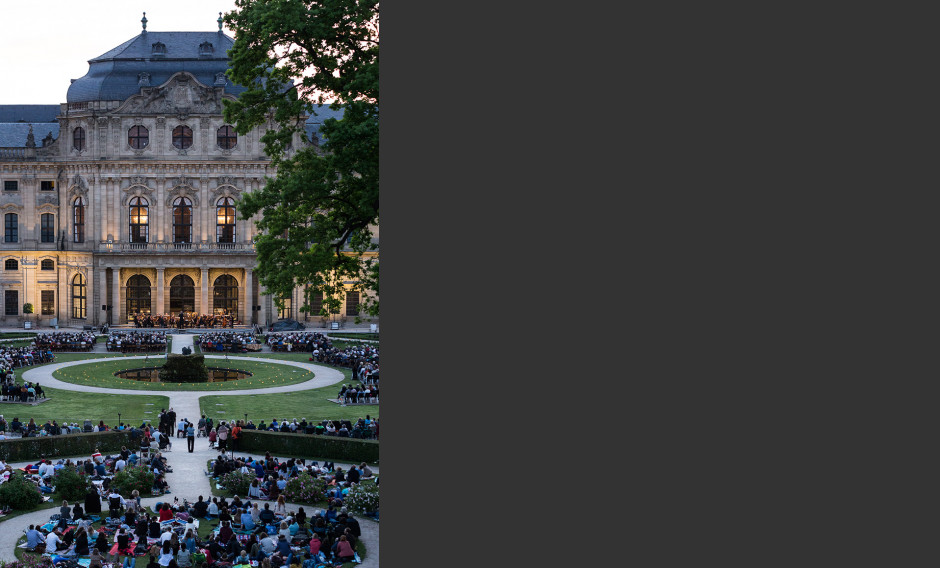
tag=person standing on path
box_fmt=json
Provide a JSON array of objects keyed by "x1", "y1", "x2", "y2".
[
  {"x1": 186, "y1": 422, "x2": 196, "y2": 453},
  {"x1": 217, "y1": 422, "x2": 229, "y2": 452}
]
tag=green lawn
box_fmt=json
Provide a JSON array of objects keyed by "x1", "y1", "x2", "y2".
[
  {"x1": 200, "y1": 373, "x2": 379, "y2": 426},
  {"x1": 3, "y1": 386, "x2": 170, "y2": 425},
  {"x1": 51, "y1": 358, "x2": 317, "y2": 391}
]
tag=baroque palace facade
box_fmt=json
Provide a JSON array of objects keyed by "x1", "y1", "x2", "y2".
[{"x1": 0, "y1": 23, "x2": 363, "y2": 329}]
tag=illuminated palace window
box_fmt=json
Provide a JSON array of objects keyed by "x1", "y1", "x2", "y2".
[
  {"x1": 72, "y1": 274, "x2": 86, "y2": 319},
  {"x1": 217, "y1": 197, "x2": 235, "y2": 245},
  {"x1": 126, "y1": 274, "x2": 151, "y2": 319},
  {"x1": 213, "y1": 275, "x2": 238, "y2": 315},
  {"x1": 170, "y1": 274, "x2": 196, "y2": 313},
  {"x1": 129, "y1": 197, "x2": 148, "y2": 245}
]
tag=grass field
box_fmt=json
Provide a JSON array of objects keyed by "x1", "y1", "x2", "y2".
[
  {"x1": 51, "y1": 358, "x2": 316, "y2": 391},
  {"x1": 1, "y1": 386, "x2": 170, "y2": 425}
]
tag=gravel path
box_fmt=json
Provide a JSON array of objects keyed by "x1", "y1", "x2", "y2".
[{"x1": 1, "y1": 335, "x2": 379, "y2": 567}]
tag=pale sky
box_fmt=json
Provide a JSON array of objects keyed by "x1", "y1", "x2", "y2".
[{"x1": 0, "y1": 1, "x2": 239, "y2": 104}]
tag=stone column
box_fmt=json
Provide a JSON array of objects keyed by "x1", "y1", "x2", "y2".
[
  {"x1": 243, "y1": 268, "x2": 252, "y2": 324},
  {"x1": 112, "y1": 267, "x2": 121, "y2": 324},
  {"x1": 259, "y1": 283, "x2": 268, "y2": 327},
  {"x1": 201, "y1": 267, "x2": 209, "y2": 315},
  {"x1": 156, "y1": 267, "x2": 165, "y2": 315}
]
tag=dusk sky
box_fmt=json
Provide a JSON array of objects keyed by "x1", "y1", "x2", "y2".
[{"x1": 0, "y1": 1, "x2": 239, "y2": 104}]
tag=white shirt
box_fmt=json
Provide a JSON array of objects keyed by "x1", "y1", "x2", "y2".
[
  {"x1": 45, "y1": 532, "x2": 62, "y2": 551},
  {"x1": 160, "y1": 531, "x2": 174, "y2": 544},
  {"x1": 114, "y1": 459, "x2": 127, "y2": 471}
]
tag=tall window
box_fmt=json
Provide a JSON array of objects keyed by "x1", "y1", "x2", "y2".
[
  {"x1": 172, "y1": 125, "x2": 193, "y2": 149},
  {"x1": 126, "y1": 274, "x2": 151, "y2": 319},
  {"x1": 129, "y1": 197, "x2": 148, "y2": 245},
  {"x1": 213, "y1": 275, "x2": 238, "y2": 315},
  {"x1": 128, "y1": 125, "x2": 149, "y2": 149},
  {"x1": 278, "y1": 295, "x2": 292, "y2": 320},
  {"x1": 4, "y1": 290, "x2": 16, "y2": 316},
  {"x1": 40, "y1": 213, "x2": 54, "y2": 243},
  {"x1": 73, "y1": 127, "x2": 85, "y2": 151},
  {"x1": 169, "y1": 274, "x2": 195, "y2": 312},
  {"x1": 309, "y1": 290, "x2": 323, "y2": 316},
  {"x1": 41, "y1": 290, "x2": 54, "y2": 315},
  {"x1": 216, "y1": 197, "x2": 235, "y2": 245},
  {"x1": 4, "y1": 213, "x2": 17, "y2": 243},
  {"x1": 73, "y1": 197, "x2": 85, "y2": 243},
  {"x1": 173, "y1": 197, "x2": 192, "y2": 244},
  {"x1": 217, "y1": 125, "x2": 237, "y2": 149},
  {"x1": 40, "y1": 259, "x2": 54, "y2": 270},
  {"x1": 345, "y1": 291, "x2": 360, "y2": 317},
  {"x1": 72, "y1": 274, "x2": 86, "y2": 319}
]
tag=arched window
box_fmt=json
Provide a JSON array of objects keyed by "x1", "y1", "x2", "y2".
[
  {"x1": 126, "y1": 274, "x2": 151, "y2": 320},
  {"x1": 4, "y1": 259, "x2": 17, "y2": 270},
  {"x1": 40, "y1": 213, "x2": 55, "y2": 243},
  {"x1": 129, "y1": 197, "x2": 148, "y2": 246},
  {"x1": 40, "y1": 259, "x2": 54, "y2": 270},
  {"x1": 216, "y1": 197, "x2": 235, "y2": 246},
  {"x1": 217, "y1": 125, "x2": 237, "y2": 149},
  {"x1": 128, "y1": 125, "x2": 149, "y2": 149},
  {"x1": 4, "y1": 213, "x2": 17, "y2": 243},
  {"x1": 73, "y1": 197, "x2": 85, "y2": 243},
  {"x1": 172, "y1": 125, "x2": 193, "y2": 149},
  {"x1": 213, "y1": 275, "x2": 238, "y2": 315},
  {"x1": 169, "y1": 274, "x2": 196, "y2": 313},
  {"x1": 173, "y1": 197, "x2": 192, "y2": 244},
  {"x1": 72, "y1": 274, "x2": 86, "y2": 319},
  {"x1": 73, "y1": 127, "x2": 85, "y2": 151}
]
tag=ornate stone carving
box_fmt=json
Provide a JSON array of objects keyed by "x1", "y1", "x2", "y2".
[
  {"x1": 37, "y1": 194, "x2": 58, "y2": 207},
  {"x1": 165, "y1": 184, "x2": 200, "y2": 207},
  {"x1": 121, "y1": 185, "x2": 154, "y2": 206},
  {"x1": 130, "y1": 175, "x2": 147, "y2": 187},
  {"x1": 117, "y1": 72, "x2": 228, "y2": 115}
]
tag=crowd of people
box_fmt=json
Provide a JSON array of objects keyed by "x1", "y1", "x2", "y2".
[
  {"x1": 1, "y1": 379, "x2": 47, "y2": 403},
  {"x1": 106, "y1": 331, "x2": 168, "y2": 353},
  {"x1": 263, "y1": 332, "x2": 379, "y2": 380},
  {"x1": 33, "y1": 332, "x2": 98, "y2": 352},
  {"x1": 0, "y1": 343, "x2": 55, "y2": 372},
  {"x1": 193, "y1": 331, "x2": 260, "y2": 353},
  {"x1": 132, "y1": 312, "x2": 240, "y2": 329}
]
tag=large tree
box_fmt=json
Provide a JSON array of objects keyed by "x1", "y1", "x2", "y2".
[{"x1": 223, "y1": 0, "x2": 379, "y2": 322}]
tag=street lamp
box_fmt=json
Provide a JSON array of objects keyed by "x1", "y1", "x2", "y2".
[{"x1": 118, "y1": 413, "x2": 121, "y2": 429}]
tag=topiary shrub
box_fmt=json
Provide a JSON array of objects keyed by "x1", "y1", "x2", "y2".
[
  {"x1": 345, "y1": 480, "x2": 379, "y2": 515},
  {"x1": 281, "y1": 473, "x2": 327, "y2": 505},
  {"x1": 0, "y1": 471, "x2": 42, "y2": 510},
  {"x1": 220, "y1": 470, "x2": 255, "y2": 496},
  {"x1": 160, "y1": 353, "x2": 209, "y2": 383},
  {"x1": 51, "y1": 467, "x2": 90, "y2": 501},
  {"x1": 109, "y1": 465, "x2": 154, "y2": 497}
]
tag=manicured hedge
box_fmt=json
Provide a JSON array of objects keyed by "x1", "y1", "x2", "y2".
[
  {"x1": 0, "y1": 430, "x2": 133, "y2": 462},
  {"x1": 237, "y1": 430, "x2": 378, "y2": 464}
]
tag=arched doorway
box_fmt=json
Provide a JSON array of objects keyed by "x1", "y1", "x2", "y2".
[
  {"x1": 213, "y1": 275, "x2": 238, "y2": 315},
  {"x1": 126, "y1": 274, "x2": 151, "y2": 321},
  {"x1": 169, "y1": 274, "x2": 196, "y2": 313}
]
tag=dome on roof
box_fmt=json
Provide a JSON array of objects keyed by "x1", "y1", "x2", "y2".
[{"x1": 66, "y1": 31, "x2": 246, "y2": 104}]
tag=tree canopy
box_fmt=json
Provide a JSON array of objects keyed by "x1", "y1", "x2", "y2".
[{"x1": 223, "y1": 0, "x2": 379, "y2": 320}]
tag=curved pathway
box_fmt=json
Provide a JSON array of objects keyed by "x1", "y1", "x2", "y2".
[{"x1": 2, "y1": 335, "x2": 378, "y2": 567}]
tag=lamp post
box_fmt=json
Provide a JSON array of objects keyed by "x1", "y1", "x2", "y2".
[{"x1": 118, "y1": 412, "x2": 121, "y2": 429}]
